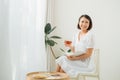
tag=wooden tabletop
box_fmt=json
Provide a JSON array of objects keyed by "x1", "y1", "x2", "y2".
[{"x1": 26, "y1": 72, "x2": 70, "y2": 80}]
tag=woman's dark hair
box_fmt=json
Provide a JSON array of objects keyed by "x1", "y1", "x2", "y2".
[{"x1": 77, "y1": 14, "x2": 92, "y2": 30}]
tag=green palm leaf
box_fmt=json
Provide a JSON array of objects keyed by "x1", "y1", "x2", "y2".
[
  {"x1": 50, "y1": 36, "x2": 61, "y2": 39},
  {"x1": 46, "y1": 40, "x2": 57, "y2": 46},
  {"x1": 48, "y1": 27, "x2": 56, "y2": 34},
  {"x1": 45, "y1": 23, "x2": 51, "y2": 34}
]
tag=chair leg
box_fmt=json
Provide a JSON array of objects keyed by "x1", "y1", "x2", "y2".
[
  {"x1": 76, "y1": 75, "x2": 79, "y2": 80},
  {"x1": 79, "y1": 76, "x2": 85, "y2": 80},
  {"x1": 98, "y1": 76, "x2": 100, "y2": 80},
  {"x1": 83, "y1": 76, "x2": 85, "y2": 80}
]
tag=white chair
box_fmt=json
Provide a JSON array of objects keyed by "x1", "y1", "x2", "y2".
[{"x1": 70, "y1": 49, "x2": 100, "y2": 80}]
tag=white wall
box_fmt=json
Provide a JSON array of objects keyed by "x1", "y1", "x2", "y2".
[
  {"x1": 53, "y1": 0, "x2": 120, "y2": 80},
  {"x1": 0, "y1": 0, "x2": 47, "y2": 80}
]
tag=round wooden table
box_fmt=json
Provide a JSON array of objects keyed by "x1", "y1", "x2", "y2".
[{"x1": 26, "y1": 72, "x2": 69, "y2": 80}]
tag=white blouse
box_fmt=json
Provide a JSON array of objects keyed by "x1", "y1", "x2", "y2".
[{"x1": 72, "y1": 30, "x2": 95, "y2": 55}]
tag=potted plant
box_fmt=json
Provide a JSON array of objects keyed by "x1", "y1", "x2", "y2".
[{"x1": 45, "y1": 23, "x2": 62, "y2": 59}]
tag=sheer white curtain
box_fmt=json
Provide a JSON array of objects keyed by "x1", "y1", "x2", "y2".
[
  {"x1": 8, "y1": 0, "x2": 47, "y2": 80},
  {"x1": 0, "y1": 0, "x2": 10, "y2": 80},
  {"x1": 46, "y1": 0, "x2": 56, "y2": 72}
]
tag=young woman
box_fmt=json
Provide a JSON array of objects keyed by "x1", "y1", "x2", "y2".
[{"x1": 56, "y1": 14, "x2": 95, "y2": 77}]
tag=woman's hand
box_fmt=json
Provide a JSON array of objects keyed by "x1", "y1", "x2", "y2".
[
  {"x1": 64, "y1": 40, "x2": 75, "y2": 53},
  {"x1": 67, "y1": 55, "x2": 77, "y2": 60}
]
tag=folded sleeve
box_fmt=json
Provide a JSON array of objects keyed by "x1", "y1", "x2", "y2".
[{"x1": 86, "y1": 33, "x2": 95, "y2": 48}]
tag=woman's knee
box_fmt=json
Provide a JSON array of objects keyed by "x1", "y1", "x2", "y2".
[{"x1": 60, "y1": 68, "x2": 65, "y2": 73}]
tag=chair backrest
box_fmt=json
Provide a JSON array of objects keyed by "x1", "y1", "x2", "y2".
[{"x1": 93, "y1": 49, "x2": 99, "y2": 74}]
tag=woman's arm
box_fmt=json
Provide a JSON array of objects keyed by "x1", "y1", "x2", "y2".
[
  {"x1": 69, "y1": 45, "x2": 75, "y2": 53},
  {"x1": 67, "y1": 48, "x2": 93, "y2": 60}
]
